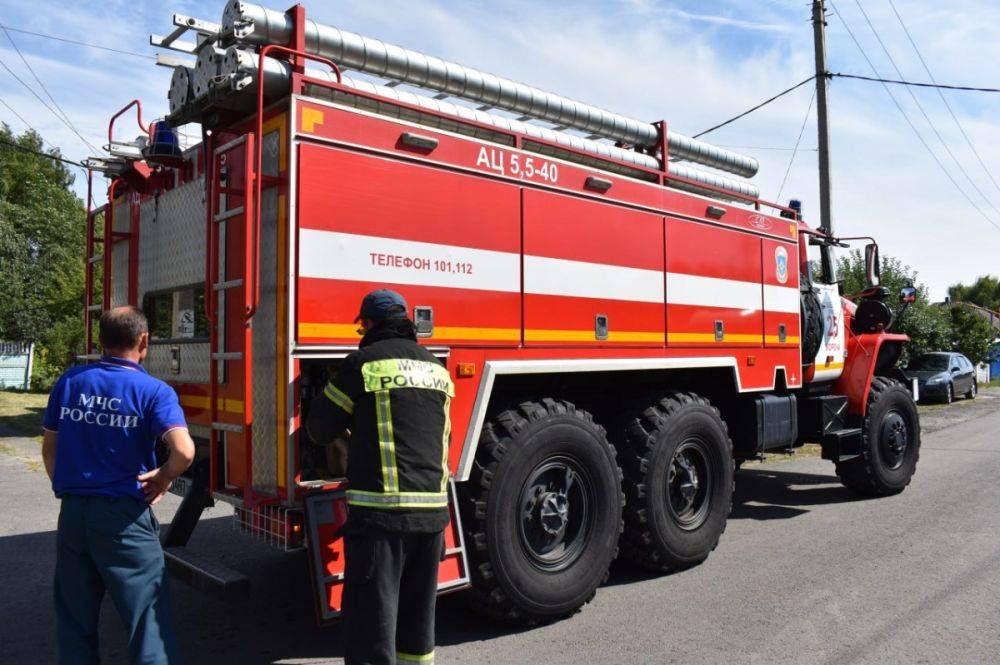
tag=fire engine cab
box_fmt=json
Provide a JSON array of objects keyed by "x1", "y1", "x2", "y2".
[{"x1": 80, "y1": 1, "x2": 921, "y2": 624}]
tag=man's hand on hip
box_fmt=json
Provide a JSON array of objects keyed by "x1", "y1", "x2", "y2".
[
  {"x1": 137, "y1": 467, "x2": 175, "y2": 505},
  {"x1": 139, "y1": 427, "x2": 196, "y2": 505}
]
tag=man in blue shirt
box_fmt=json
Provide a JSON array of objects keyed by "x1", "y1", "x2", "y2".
[{"x1": 42, "y1": 306, "x2": 195, "y2": 665}]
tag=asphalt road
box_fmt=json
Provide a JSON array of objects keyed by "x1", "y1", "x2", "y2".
[{"x1": 2, "y1": 391, "x2": 998, "y2": 665}]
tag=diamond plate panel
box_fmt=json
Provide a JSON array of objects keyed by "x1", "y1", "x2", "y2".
[
  {"x1": 262, "y1": 130, "x2": 280, "y2": 177},
  {"x1": 251, "y1": 186, "x2": 279, "y2": 494},
  {"x1": 113, "y1": 199, "x2": 129, "y2": 232},
  {"x1": 146, "y1": 343, "x2": 210, "y2": 384},
  {"x1": 138, "y1": 179, "x2": 207, "y2": 299},
  {"x1": 110, "y1": 242, "x2": 129, "y2": 307},
  {"x1": 109, "y1": 200, "x2": 130, "y2": 307}
]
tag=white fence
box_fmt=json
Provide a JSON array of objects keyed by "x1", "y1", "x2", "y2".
[{"x1": 0, "y1": 342, "x2": 34, "y2": 390}]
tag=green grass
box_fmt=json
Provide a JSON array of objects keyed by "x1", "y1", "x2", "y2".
[
  {"x1": 987, "y1": 379, "x2": 1000, "y2": 389},
  {"x1": 740, "y1": 443, "x2": 822, "y2": 468},
  {"x1": 0, "y1": 390, "x2": 48, "y2": 439}
]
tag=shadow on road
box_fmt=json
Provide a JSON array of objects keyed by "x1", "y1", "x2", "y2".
[
  {"x1": 0, "y1": 514, "x2": 346, "y2": 664},
  {"x1": 0, "y1": 403, "x2": 46, "y2": 439},
  {"x1": 0, "y1": 468, "x2": 875, "y2": 663},
  {"x1": 732, "y1": 467, "x2": 870, "y2": 521},
  {"x1": 0, "y1": 511, "x2": 534, "y2": 663}
]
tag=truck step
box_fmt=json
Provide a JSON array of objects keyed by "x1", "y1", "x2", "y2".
[
  {"x1": 164, "y1": 546, "x2": 249, "y2": 601},
  {"x1": 820, "y1": 427, "x2": 863, "y2": 462}
]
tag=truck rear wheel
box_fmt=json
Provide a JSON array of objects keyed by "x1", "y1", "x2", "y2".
[
  {"x1": 836, "y1": 377, "x2": 920, "y2": 496},
  {"x1": 619, "y1": 393, "x2": 734, "y2": 572},
  {"x1": 462, "y1": 399, "x2": 624, "y2": 624}
]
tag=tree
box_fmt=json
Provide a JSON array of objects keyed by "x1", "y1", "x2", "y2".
[
  {"x1": 948, "y1": 275, "x2": 1000, "y2": 312},
  {"x1": 834, "y1": 250, "x2": 951, "y2": 360},
  {"x1": 0, "y1": 125, "x2": 85, "y2": 389},
  {"x1": 947, "y1": 306, "x2": 996, "y2": 365}
]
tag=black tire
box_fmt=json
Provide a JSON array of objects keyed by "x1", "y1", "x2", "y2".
[
  {"x1": 800, "y1": 278, "x2": 824, "y2": 364},
  {"x1": 619, "y1": 393, "x2": 734, "y2": 572},
  {"x1": 836, "y1": 377, "x2": 920, "y2": 496},
  {"x1": 461, "y1": 399, "x2": 624, "y2": 624},
  {"x1": 966, "y1": 380, "x2": 977, "y2": 400},
  {"x1": 944, "y1": 383, "x2": 954, "y2": 404}
]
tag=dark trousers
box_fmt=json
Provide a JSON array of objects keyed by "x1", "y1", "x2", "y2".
[
  {"x1": 55, "y1": 495, "x2": 178, "y2": 665},
  {"x1": 342, "y1": 525, "x2": 444, "y2": 665}
]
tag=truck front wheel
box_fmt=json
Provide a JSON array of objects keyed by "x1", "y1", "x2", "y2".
[
  {"x1": 619, "y1": 393, "x2": 734, "y2": 572},
  {"x1": 462, "y1": 399, "x2": 624, "y2": 624},
  {"x1": 836, "y1": 377, "x2": 921, "y2": 496}
]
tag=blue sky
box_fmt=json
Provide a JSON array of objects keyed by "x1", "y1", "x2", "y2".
[{"x1": 0, "y1": 0, "x2": 998, "y2": 299}]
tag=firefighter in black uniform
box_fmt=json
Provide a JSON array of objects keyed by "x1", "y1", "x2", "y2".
[{"x1": 307, "y1": 289, "x2": 453, "y2": 665}]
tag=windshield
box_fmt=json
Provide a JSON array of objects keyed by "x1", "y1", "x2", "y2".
[
  {"x1": 805, "y1": 239, "x2": 837, "y2": 285},
  {"x1": 907, "y1": 354, "x2": 949, "y2": 371}
]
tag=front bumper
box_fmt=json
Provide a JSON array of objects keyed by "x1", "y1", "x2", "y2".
[{"x1": 917, "y1": 382, "x2": 950, "y2": 401}]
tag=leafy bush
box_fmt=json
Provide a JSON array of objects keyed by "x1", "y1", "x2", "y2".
[
  {"x1": 836, "y1": 250, "x2": 996, "y2": 364},
  {"x1": 0, "y1": 126, "x2": 85, "y2": 390}
]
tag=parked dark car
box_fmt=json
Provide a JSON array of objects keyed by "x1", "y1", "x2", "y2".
[{"x1": 903, "y1": 352, "x2": 978, "y2": 403}]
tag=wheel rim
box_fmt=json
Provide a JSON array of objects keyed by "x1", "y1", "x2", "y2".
[
  {"x1": 666, "y1": 438, "x2": 713, "y2": 531},
  {"x1": 879, "y1": 410, "x2": 909, "y2": 470},
  {"x1": 518, "y1": 456, "x2": 594, "y2": 572},
  {"x1": 972, "y1": 382, "x2": 977, "y2": 396},
  {"x1": 947, "y1": 385, "x2": 953, "y2": 402}
]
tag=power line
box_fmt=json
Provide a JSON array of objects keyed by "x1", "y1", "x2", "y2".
[
  {"x1": 0, "y1": 98, "x2": 40, "y2": 136},
  {"x1": 0, "y1": 24, "x2": 155, "y2": 60},
  {"x1": 718, "y1": 145, "x2": 818, "y2": 151},
  {"x1": 693, "y1": 75, "x2": 816, "y2": 138},
  {"x1": 0, "y1": 135, "x2": 86, "y2": 168},
  {"x1": 1, "y1": 26, "x2": 100, "y2": 154},
  {"x1": 0, "y1": 55, "x2": 101, "y2": 155},
  {"x1": 885, "y1": 0, "x2": 1000, "y2": 196},
  {"x1": 831, "y1": 72, "x2": 1000, "y2": 93},
  {"x1": 827, "y1": 0, "x2": 1000, "y2": 233},
  {"x1": 776, "y1": 89, "x2": 816, "y2": 204},
  {"x1": 850, "y1": 0, "x2": 1000, "y2": 219},
  {"x1": 1, "y1": 97, "x2": 76, "y2": 170}
]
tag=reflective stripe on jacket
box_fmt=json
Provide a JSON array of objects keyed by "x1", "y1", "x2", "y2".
[{"x1": 306, "y1": 319, "x2": 453, "y2": 530}]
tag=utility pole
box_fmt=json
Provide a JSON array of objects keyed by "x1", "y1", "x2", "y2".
[{"x1": 812, "y1": 0, "x2": 836, "y2": 282}]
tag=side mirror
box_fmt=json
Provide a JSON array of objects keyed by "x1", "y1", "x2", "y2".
[
  {"x1": 900, "y1": 286, "x2": 917, "y2": 304},
  {"x1": 864, "y1": 243, "x2": 881, "y2": 286}
]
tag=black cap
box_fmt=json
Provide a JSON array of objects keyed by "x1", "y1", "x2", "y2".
[{"x1": 354, "y1": 289, "x2": 409, "y2": 323}]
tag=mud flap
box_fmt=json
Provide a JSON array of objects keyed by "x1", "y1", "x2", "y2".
[{"x1": 304, "y1": 479, "x2": 471, "y2": 626}]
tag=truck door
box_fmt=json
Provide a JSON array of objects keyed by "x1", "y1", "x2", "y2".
[{"x1": 665, "y1": 218, "x2": 763, "y2": 347}]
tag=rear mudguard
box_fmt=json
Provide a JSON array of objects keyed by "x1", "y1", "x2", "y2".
[{"x1": 833, "y1": 332, "x2": 909, "y2": 416}]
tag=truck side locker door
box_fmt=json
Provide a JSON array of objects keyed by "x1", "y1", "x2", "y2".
[
  {"x1": 522, "y1": 190, "x2": 665, "y2": 347},
  {"x1": 665, "y1": 218, "x2": 763, "y2": 347},
  {"x1": 761, "y1": 237, "x2": 800, "y2": 350},
  {"x1": 294, "y1": 145, "x2": 521, "y2": 347},
  {"x1": 304, "y1": 481, "x2": 470, "y2": 625}
]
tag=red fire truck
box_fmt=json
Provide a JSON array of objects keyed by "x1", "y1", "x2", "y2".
[{"x1": 81, "y1": 2, "x2": 920, "y2": 625}]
